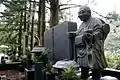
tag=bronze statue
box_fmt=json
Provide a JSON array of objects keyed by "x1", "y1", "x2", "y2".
[{"x1": 75, "y1": 5, "x2": 110, "y2": 80}]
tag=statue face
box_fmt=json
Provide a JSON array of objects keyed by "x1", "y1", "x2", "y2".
[
  {"x1": 78, "y1": 6, "x2": 91, "y2": 22},
  {"x1": 78, "y1": 14, "x2": 90, "y2": 22}
]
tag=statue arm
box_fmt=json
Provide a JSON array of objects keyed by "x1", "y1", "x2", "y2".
[{"x1": 93, "y1": 24, "x2": 104, "y2": 40}]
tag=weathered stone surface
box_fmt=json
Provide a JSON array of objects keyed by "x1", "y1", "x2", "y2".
[{"x1": 44, "y1": 21, "x2": 77, "y2": 61}]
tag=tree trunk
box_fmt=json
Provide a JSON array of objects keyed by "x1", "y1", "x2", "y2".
[
  {"x1": 38, "y1": 0, "x2": 41, "y2": 41},
  {"x1": 38, "y1": 0, "x2": 45, "y2": 46},
  {"x1": 24, "y1": 0, "x2": 28, "y2": 48},
  {"x1": 24, "y1": 0, "x2": 27, "y2": 32},
  {"x1": 28, "y1": 0, "x2": 32, "y2": 50},
  {"x1": 50, "y1": 0, "x2": 59, "y2": 27},
  {"x1": 40, "y1": 0, "x2": 45, "y2": 45},
  {"x1": 18, "y1": 11, "x2": 23, "y2": 56},
  {"x1": 31, "y1": 0, "x2": 35, "y2": 49}
]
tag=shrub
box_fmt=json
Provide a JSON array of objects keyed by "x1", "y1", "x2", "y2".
[
  {"x1": 60, "y1": 66, "x2": 80, "y2": 80},
  {"x1": 105, "y1": 52, "x2": 120, "y2": 69}
]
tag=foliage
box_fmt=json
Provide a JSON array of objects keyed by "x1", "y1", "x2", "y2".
[
  {"x1": 105, "y1": 11, "x2": 120, "y2": 53},
  {"x1": 0, "y1": 0, "x2": 27, "y2": 56},
  {"x1": 26, "y1": 48, "x2": 32, "y2": 60},
  {"x1": 46, "y1": 61, "x2": 53, "y2": 73},
  {"x1": 106, "y1": 11, "x2": 120, "y2": 21},
  {"x1": 32, "y1": 47, "x2": 53, "y2": 65},
  {"x1": 104, "y1": 30, "x2": 120, "y2": 53},
  {"x1": 105, "y1": 52, "x2": 120, "y2": 69},
  {"x1": 60, "y1": 65, "x2": 79, "y2": 80}
]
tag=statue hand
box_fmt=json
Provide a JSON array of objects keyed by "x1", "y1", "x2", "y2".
[{"x1": 82, "y1": 30, "x2": 93, "y2": 45}]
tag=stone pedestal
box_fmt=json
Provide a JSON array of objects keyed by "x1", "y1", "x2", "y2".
[
  {"x1": 25, "y1": 68, "x2": 34, "y2": 80},
  {"x1": 34, "y1": 62, "x2": 45, "y2": 80}
]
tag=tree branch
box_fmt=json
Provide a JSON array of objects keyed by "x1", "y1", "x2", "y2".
[
  {"x1": 60, "y1": 5, "x2": 81, "y2": 10},
  {"x1": 60, "y1": 4, "x2": 81, "y2": 7}
]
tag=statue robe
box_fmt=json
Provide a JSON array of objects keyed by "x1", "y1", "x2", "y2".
[{"x1": 75, "y1": 17, "x2": 108, "y2": 70}]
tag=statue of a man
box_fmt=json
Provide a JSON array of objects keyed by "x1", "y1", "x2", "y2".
[{"x1": 75, "y1": 5, "x2": 110, "y2": 80}]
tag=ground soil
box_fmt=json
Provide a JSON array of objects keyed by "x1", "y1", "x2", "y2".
[{"x1": 0, "y1": 70, "x2": 24, "y2": 80}]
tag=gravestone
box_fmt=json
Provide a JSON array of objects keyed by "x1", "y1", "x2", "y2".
[
  {"x1": 44, "y1": 28, "x2": 54, "y2": 61},
  {"x1": 44, "y1": 21, "x2": 77, "y2": 61}
]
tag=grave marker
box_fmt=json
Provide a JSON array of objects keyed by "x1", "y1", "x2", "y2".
[{"x1": 44, "y1": 21, "x2": 77, "y2": 61}]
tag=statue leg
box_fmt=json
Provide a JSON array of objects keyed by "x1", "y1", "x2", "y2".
[
  {"x1": 81, "y1": 67, "x2": 89, "y2": 79},
  {"x1": 91, "y1": 69, "x2": 101, "y2": 80}
]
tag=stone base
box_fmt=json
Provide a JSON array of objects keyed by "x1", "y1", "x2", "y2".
[{"x1": 100, "y1": 76, "x2": 118, "y2": 80}]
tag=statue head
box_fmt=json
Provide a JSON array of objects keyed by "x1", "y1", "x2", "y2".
[{"x1": 78, "y1": 5, "x2": 91, "y2": 22}]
